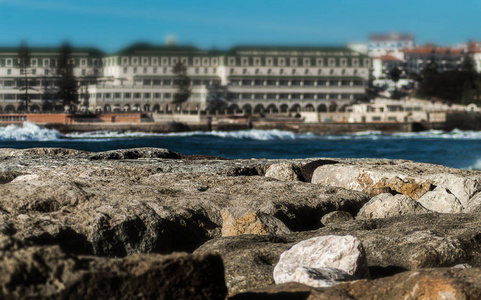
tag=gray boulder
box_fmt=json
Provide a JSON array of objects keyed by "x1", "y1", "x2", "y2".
[
  {"x1": 358, "y1": 193, "x2": 431, "y2": 219},
  {"x1": 273, "y1": 235, "x2": 369, "y2": 286},
  {"x1": 418, "y1": 186, "x2": 464, "y2": 213}
]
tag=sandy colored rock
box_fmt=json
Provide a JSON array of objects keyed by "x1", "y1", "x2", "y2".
[
  {"x1": 221, "y1": 207, "x2": 291, "y2": 237},
  {"x1": 358, "y1": 193, "x2": 431, "y2": 219},
  {"x1": 265, "y1": 163, "x2": 301, "y2": 181}
]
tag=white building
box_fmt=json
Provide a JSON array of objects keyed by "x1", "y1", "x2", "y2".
[
  {"x1": 403, "y1": 46, "x2": 464, "y2": 75},
  {"x1": 368, "y1": 33, "x2": 414, "y2": 58},
  {"x1": 0, "y1": 43, "x2": 372, "y2": 114}
]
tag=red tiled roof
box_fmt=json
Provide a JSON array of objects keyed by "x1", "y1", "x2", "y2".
[{"x1": 380, "y1": 55, "x2": 401, "y2": 61}]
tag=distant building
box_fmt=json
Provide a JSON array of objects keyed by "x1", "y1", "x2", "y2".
[
  {"x1": 372, "y1": 55, "x2": 405, "y2": 79},
  {"x1": 368, "y1": 33, "x2": 414, "y2": 58},
  {"x1": 0, "y1": 43, "x2": 372, "y2": 114},
  {"x1": 403, "y1": 47, "x2": 464, "y2": 75}
]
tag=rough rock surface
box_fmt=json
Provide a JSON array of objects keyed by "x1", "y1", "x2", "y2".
[
  {"x1": 321, "y1": 211, "x2": 353, "y2": 225},
  {"x1": 273, "y1": 235, "x2": 369, "y2": 286},
  {"x1": 357, "y1": 193, "x2": 431, "y2": 219},
  {"x1": 196, "y1": 213, "x2": 481, "y2": 293},
  {"x1": 4, "y1": 147, "x2": 481, "y2": 297},
  {"x1": 265, "y1": 163, "x2": 301, "y2": 181},
  {"x1": 0, "y1": 238, "x2": 226, "y2": 300},
  {"x1": 311, "y1": 159, "x2": 481, "y2": 211},
  {"x1": 0, "y1": 148, "x2": 369, "y2": 255},
  {"x1": 418, "y1": 186, "x2": 464, "y2": 213},
  {"x1": 221, "y1": 207, "x2": 291, "y2": 237},
  {"x1": 231, "y1": 268, "x2": 481, "y2": 299},
  {"x1": 280, "y1": 267, "x2": 358, "y2": 288}
]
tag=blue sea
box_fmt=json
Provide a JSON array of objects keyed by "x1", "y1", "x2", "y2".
[{"x1": 1, "y1": 122, "x2": 480, "y2": 170}]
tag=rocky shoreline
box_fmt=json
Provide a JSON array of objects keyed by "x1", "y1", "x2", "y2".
[{"x1": 1, "y1": 147, "x2": 481, "y2": 298}]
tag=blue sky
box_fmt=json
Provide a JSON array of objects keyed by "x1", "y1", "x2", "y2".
[{"x1": 1, "y1": 0, "x2": 480, "y2": 52}]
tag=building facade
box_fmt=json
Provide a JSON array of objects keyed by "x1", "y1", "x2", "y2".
[
  {"x1": 368, "y1": 33, "x2": 414, "y2": 58},
  {"x1": 0, "y1": 43, "x2": 371, "y2": 114},
  {"x1": 403, "y1": 47, "x2": 464, "y2": 76}
]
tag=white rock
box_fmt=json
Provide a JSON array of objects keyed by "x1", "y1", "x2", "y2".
[
  {"x1": 286, "y1": 267, "x2": 357, "y2": 288},
  {"x1": 417, "y1": 187, "x2": 464, "y2": 213},
  {"x1": 358, "y1": 193, "x2": 431, "y2": 219},
  {"x1": 273, "y1": 235, "x2": 369, "y2": 287},
  {"x1": 265, "y1": 163, "x2": 301, "y2": 181}
]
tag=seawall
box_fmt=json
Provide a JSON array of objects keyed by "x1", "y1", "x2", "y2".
[{"x1": 41, "y1": 120, "x2": 446, "y2": 134}]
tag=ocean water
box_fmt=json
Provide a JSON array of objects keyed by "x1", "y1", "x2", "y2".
[{"x1": 1, "y1": 122, "x2": 481, "y2": 170}]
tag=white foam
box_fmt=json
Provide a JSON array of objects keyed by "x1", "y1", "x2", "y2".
[
  {"x1": 0, "y1": 122, "x2": 63, "y2": 141},
  {"x1": 67, "y1": 129, "x2": 318, "y2": 141}
]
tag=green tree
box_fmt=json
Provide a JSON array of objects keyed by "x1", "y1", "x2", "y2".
[
  {"x1": 389, "y1": 66, "x2": 402, "y2": 98},
  {"x1": 56, "y1": 41, "x2": 79, "y2": 111},
  {"x1": 17, "y1": 40, "x2": 31, "y2": 112},
  {"x1": 172, "y1": 61, "x2": 191, "y2": 104}
]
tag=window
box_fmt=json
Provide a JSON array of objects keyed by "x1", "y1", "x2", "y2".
[
  {"x1": 290, "y1": 58, "x2": 297, "y2": 66},
  {"x1": 82, "y1": 69, "x2": 86, "y2": 76},
  {"x1": 133, "y1": 67, "x2": 137, "y2": 73},
  {"x1": 162, "y1": 58, "x2": 169, "y2": 65},
  {"x1": 153, "y1": 67, "x2": 157, "y2": 74},
  {"x1": 340, "y1": 58, "x2": 347, "y2": 67},
  {"x1": 328, "y1": 58, "x2": 336, "y2": 67},
  {"x1": 194, "y1": 58, "x2": 201, "y2": 66},
  {"x1": 316, "y1": 58, "x2": 323, "y2": 66},
  {"x1": 134, "y1": 93, "x2": 141, "y2": 99},
  {"x1": 280, "y1": 69, "x2": 284, "y2": 75},
  {"x1": 352, "y1": 58, "x2": 359, "y2": 67},
  {"x1": 304, "y1": 69, "x2": 309, "y2": 75},
  {"x1": 211, "y1": 58, "x2": 218, "y2": 66},
  {"x1": 195, "y1": 67, "x2": 199, "y2": 74},
  {"x1": 228, "y1": 57, "x2": 235, "y2": 66},
  {"x1": 202, "y1": 58, "x2": 209, "y2": 66},
  {"x1": 152, "y1": 57, "x2": 158, "y2": 65},
  {"x1": 181, "y1": 57, "x2": 188, "y2": 65},
  {"x1": 7, "y1": 69, "x2": 11, "y2": 75},
  {"x1": 364, "y1": 58, "x2": 371, "y2": 67},
  {"x1": 31, "y1": 59, "x2": 37, "y2": 66},
  {"x1": 204, "y1": 68, "x2": 208, "y2": 74},
  {"x1": 144, "y1": 93, "x2": 151, "y2": 99},
  {"x1": 171, "y1": 57, "x2": 178, "y2": 65},
  {"x1": 292, "y1": 69, "x2": 296, "y2": 75},
  {"x1": 142, "y1": 58, "x2": 148, "y2": 65},
  {"x1": 6, "y1": 59, "x2": 12, "y2": 66},
  {"x1": 255, "y1": 69, "x2": 259, "y2": 74},
  {"x1": 266, "y1": 57, "x2": 273, "y2": 66},
  {"x1": 303, "y1": 58, "x2": 311, "y2": 66},
  {"x1": 318, "y1": 69, "x2": 322, "y2": 75},
  {"x1": 143, "y1": 67, "x2": 147, "y2": 74},
  {"x1": 267, "y1": 69, "x2": 272, "y2": 75},
  {"x1": 122, "y1": 57, "x2": 129, "y2": 65},
  {"x1": 254, "y1": 58, "x2": 261, "y2": 66},
  {"x1": 44, "y1": 59, "x2": 49, "y2": 67},
  {"x1": 242, "y1": 68, "x2": 247, "y2": 74},
  {"x1": 44, "y1": 69, "x2": 49, "y2": 75},
  {"x1": 132, "y1": 57, "x2": 138, "y2": 65},
  {"x1": 229, "y1": 68, "x2": 234, "y2": 74},
  {"x1": 124, "y1": 93, "x2": 131, "y2": 99},
  {"x1": 278, "y1": 58, "x2": 285, "y2": 66},
  {"x1": 241, "y1": 57, "x2": 248, "y2": 66}
]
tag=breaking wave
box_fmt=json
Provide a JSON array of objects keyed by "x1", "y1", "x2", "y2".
[{"x1": 0, "y1": 122, "x2": 64, "y2": 141}]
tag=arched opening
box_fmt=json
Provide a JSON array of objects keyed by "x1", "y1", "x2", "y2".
[
  {"x1": 280, "y1": 104, "x2": 289, "y2": 113},
  {"x1": 254, "y1": 104, "x2": 265, "y2": 114},
  {"x1": 143, "y1": 104, "x2": 151, "y2": 112},
  {"x1": 152, "y1": 104, "x2": 160, "y2": 112},
  {"x1": 289, "y1": 104, "x2": 301, "y2": 112},
  {"x1": 30, "y1": 105, "x2": 40, "y2": 113},
  {"x1": 17, "y1": 104, "x2": 25, "y2": 112},
  {"x1": 338, "y1": 104, "x2": 349, "y2": 112},
  {"x1": 228, "y1": 104, "x2": 240, "y2": 114},
  {"x1": 329, "y1": 102, "x2": 338, "y2": 112},
  {"x1": 267, "y1": 104, "x2": 279, "y2": 114},
  {"x1": 113, "y1": 105, "x2": 121, "y2": 112},
  {"x1": 133, "y1": 104, "x2": 141, "y2": 112},
  {"x1": 317, "y1": 104, "x2": 327, "y2": 112},
  {"x1": 104, "y1": 104, "x2": 111, "y2": 112},
  {"x1": 242, "y1": 104, "x2": 252, "y2": 114},
  {"x1": 123, "y1": 104, "x2": 131, "y2": 111},
  {"x1": 5, "y1": 105, "x2": 15, "y2": 113},
  {"x1": 304, "y1": 104, "x2": 315, "y2": 112}
]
